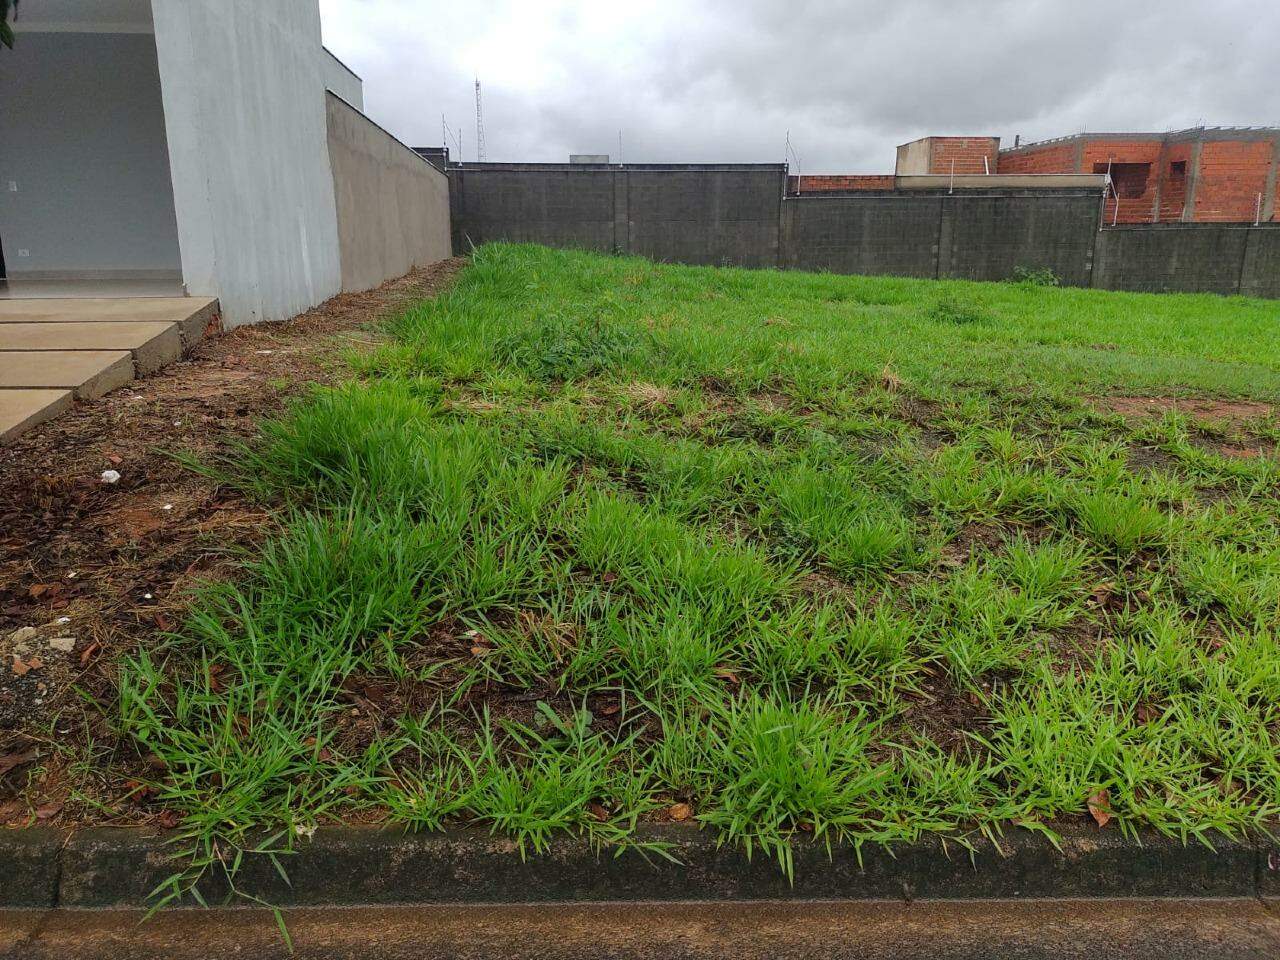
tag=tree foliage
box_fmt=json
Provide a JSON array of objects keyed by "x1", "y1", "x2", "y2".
[{"x1": 1, "y1": 0, "x2": 15, "y2": 51}]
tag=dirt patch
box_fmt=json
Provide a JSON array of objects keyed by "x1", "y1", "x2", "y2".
[
  {"x1": 938, "y1": 522, "x2": 1007, "y2": 569},
  {"x1": 1093, "y1": 395, "x2": 1275, "y2": 425},
  {"x1": 1216, "y1": 442, "x2": 1277, "y2": 459},
  {"x1": 898, "y1": 670, "x2": 990, "y2": 757},
  {"x1": 0, "y1": 258, "x2": 466, "y2": 823},
  {"x1": 1126, "y1": 444, "x2": 1181, "y2": 474}
]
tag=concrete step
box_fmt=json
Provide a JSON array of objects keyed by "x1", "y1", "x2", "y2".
[
  {"x1": 0, "y1": 350, "x2": 134, "y2": 400},
  {"x1": 0, "y1": 321, "x2": 181, "y2": 375},
  {"x1": 0, "y1": 389, "x2": 73, "y2": 442},
  {"x1": 0, "y1": 297, "x2": 220, "y2": 349},
  {"x1": 0, "y1": 296, "x2": 221, "y2": 443}
]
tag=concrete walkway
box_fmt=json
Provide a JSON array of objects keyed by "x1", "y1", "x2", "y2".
[{"x1": 0, "y1": 297, "x2": 220, "y2": 442}]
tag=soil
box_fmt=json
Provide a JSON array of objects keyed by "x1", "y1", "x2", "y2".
[
  {"x1": 0, "y1": 259, "x2": 466, "y2": 823},
  {"x1": 1093, "y1": 395, "x2": 1275, "y2": 424}
]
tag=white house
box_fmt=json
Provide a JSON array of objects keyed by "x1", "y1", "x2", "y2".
[{"x1": 1, "y1": 0, "x2": 451, "y2": 327}]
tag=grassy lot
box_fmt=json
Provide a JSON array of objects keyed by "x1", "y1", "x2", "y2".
[{"x1": 115, "y1": 243, "x2": 1280, "y2": 891}]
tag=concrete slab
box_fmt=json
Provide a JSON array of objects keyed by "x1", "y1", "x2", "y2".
[
  {"x1": 0, "y1": 351, "x2": 134, "y2": 400},
  {"x1": 0, "y1": 277, "x2": 186, "y2": 299},
  {"x1": 0, "y1": 298, "x2": 220, "y2": 348},
  {"x1": 0, "y1": 322, "x2": 181, "y2": 375},
  {"x1": 3, "y1": 900, "x2": 1279, "y2": 960},
  {"x1": 0, "y1": 389, "x2": 73, "y2": 443}
]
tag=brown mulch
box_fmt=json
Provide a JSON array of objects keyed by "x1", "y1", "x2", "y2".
[{"x1": 0, "y1": 258, "x2": 466, "y2": 821}]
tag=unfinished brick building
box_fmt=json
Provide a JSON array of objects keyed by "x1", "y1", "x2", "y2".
[
  {"x1": 998, "y1": 128, "x2": 1280, "y2": 223},
  {"x1": 791, "y1": 128, "x2": 1280, "y2": 224}
]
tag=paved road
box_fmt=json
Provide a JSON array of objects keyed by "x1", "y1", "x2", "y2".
[{"x1": 3, "y1": 899, "x2": 1280, "y2": 959}]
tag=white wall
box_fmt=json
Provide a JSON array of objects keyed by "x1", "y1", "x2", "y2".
[
  {"x1": 321, "y1": 48, "x2": 364, "y2": 111},
  {"x1": 0, "y1": 28, "x2": 182, "y2": 277},
  {"x1": 151, "y1": 0, "x2": 343, "y2": 326}
]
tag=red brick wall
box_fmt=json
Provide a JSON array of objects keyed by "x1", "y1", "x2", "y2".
[
  {"x1": 999, "y1": 135, "x2": 1276, "y2": 222},
  {"x1": 789, "y1": 175, "x2": 895, "y2": 193},
  {"x1": 997, "y1": 144, "x2": 1077, "y2": 175},
  {"x1": 1081, "y1": 141, "x2": 1162, "y2": 223},
  {"x1": 1156, "y1": 143, "x2": 1193, "y2": 222},
  {"x1": 1193, "y1": 141, "x2": 1273, "y2": 222},
  {"x1": 928, "y1": 137, "x2": 999, "y2": 174}
]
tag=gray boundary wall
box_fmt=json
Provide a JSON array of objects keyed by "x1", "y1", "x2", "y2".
[
  {"x1": 445, "y1": 164, "x2": 1280, "y2": 298},
  {"x1": 449, "y1": 164, "x2": 786, "y2": 268},
  {"x1": 781, "y1": 190, "x2": 1103, "y2": 285},
  {"x1": 1093, "y1": 224, "x2": 1280, "y2": 298},
  {"x1": 326, "y1": 94, "x2": 452, "y2": 293}
]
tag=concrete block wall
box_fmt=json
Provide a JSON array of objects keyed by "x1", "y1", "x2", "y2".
[
  {"x1": 781, "y1": 190, "x2": 1101, "y2": 286},
  {"x1": 781, "y1": 195, "x2": 942, "y2": 278},
  {"x1": 443, "y1": 164, "x2": 1280, "y2": 300},
  {"x1": 448, "y1": 164, "x2": 786, "y2": 268},
  {"x1": 1093, "y1": 224, "x2": 1280, "y2": 298}
]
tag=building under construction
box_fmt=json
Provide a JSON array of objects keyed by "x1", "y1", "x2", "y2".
[{"x1": 793, "y1": 127, "x2": 1280, "y2": 224}]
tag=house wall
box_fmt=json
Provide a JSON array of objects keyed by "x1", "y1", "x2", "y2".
[
  {"x1": 928, "y1": 137, "x2": 1000, "y2": 175},
  {"x1": 997, "y1": 143, "x2": 1077, "y2": 174},
  {"x1": 325, "y1": 94, "x2": 452, "y2": 292},
  {"x1": 1157, "y1": 143, "x2": 1194, "y2": 222},
  {"x1": 895, "y1": 139, "x2": 933, "y2": 175},
  {"x1": 897, "y1": 137, "x2": 998, "y2": 175},
  {"x1": 151, "y1": 0, "x2": 343, "y2": 326},
  {"x1": 1081, "y1": 141, "x2": 1162, "y2": 223},
  {"x1": 321, "y1": 48, "x2": 364, "y2": 111},
  {"x1": 0, "y1": 30, "x2": 181, "y2": 277},
  {"x1": 999, "y1": 134, "x2": 1279, "y2": 224},
  {"x1": 1192, "y1": 140, "x2": 1273, "y2": 222}
]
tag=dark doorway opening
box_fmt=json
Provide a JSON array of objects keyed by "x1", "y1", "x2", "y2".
[{"x1": 1093, "y1": 161, "x2": 1152, "y2": 198}]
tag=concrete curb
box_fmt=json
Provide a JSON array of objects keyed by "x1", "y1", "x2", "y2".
[{"x1": 1, "y1": 824, "x2": 1275, "y2": 909}]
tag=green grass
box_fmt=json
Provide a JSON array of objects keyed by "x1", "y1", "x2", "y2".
[{"x1": 113, "y1": 243, "x2": 1280, "y2": 896}]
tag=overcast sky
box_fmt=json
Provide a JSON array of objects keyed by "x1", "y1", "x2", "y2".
[{"x1": 318, "y1": 0, "x2": 1280, "y2": 173}]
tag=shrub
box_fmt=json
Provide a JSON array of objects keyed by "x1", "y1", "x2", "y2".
[{"x1": 1011, "y1": 266, "x2": 1061, "y2": 287}]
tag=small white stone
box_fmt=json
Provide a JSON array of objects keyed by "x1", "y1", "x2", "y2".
[
  {"x1": 143, "y1": 593, "x2": 154, "y2": 600},
  {"x1": 56, "y1": 617, "x2": 71, "y2": 625},
  {"x1": 101, "y1": 469, "x2": 121, "y2": 484},
  {"x1": 162, "y1": 504, "x2": 174, "y2": 511}
]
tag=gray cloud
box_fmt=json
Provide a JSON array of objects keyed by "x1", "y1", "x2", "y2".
[{"x1": 320, "y1": 0, "x2": 1280, "y2": 172}]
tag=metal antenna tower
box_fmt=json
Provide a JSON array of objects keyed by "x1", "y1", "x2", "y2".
[{"x1": 474, "y1": 78, "x2": 486, "y2": 162}]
